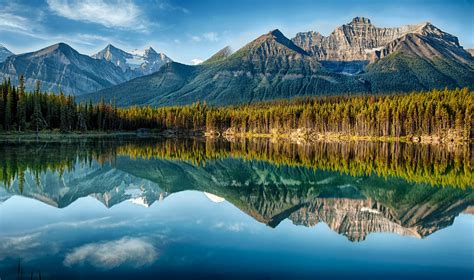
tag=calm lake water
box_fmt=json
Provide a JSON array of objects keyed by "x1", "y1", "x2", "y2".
[{"x1": 0, "y1": 137, "x2": 473, "y2": 279}]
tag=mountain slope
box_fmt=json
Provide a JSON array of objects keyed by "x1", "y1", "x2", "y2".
[
  {"x1": 0, "y1": 43, "x2": 129, "y2": 95},
  {"x1": 363, "y1": 32, "x2": 474, "y2": 91},
  {"x1": 0, "y1": 44, "x2": 14, "y2": 63},
  {"x1": 203, "y1": 46, "x2": 233, "y2": 64},
  {"x1": 82, "y1": 18, "x2": 474, "y2": 106}
]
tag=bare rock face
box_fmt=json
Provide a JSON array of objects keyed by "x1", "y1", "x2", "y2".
[{"x1": 292, "y1": 17, "x2": 468, "y2": 63}]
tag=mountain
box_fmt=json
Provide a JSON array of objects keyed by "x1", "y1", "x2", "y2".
[
  {"x1": 92, "y1": 44, "x2": 172, "y2": 77},
  {"x1": 0, "y1": 44, "x2": 14, "y2": 63},
  {"x1": 81, "y1": 17, "x2": 474, "y2": 107},
  {"x1": 0, "y1": 43, "x2": 130, "y2": 95},
  {"x1": 80, "y1": 29, "x2": 368, "y2": 106},
  {"x1": 292, "y1": 17, "x2": 465, "y2": 62},
  {"x1": 203, "y1": 46, "x2": 233, "y2": 64},
  {"x1": 91, "y1": 44, "x2": 136, "y2": 75},
  {"x1": 467, "y1": 49, "x2": 474, "y2": 56}
]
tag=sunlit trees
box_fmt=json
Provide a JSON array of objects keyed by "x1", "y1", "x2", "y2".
[{"x1": 0, "y1": 78, "x2": 472, "y2": 141}]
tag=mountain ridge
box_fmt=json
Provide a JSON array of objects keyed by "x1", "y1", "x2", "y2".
[
  {"x1": 80, "y1": 17, "x2": 473, "y2": 106},
  {"x1": 1, "y1": 16, "x2": 473, "y2": 102}
]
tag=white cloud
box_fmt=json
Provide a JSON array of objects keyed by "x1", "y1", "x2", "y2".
[
  {"x1": 63, "y1": 237, "x2": 158, "y2": 269},
  {"x1": 191, "y1": 58, "x2": 204, "y2": 65},
  {"x1": 213, "y1": 222, "x2": 246, "y2": 232},
  {"x1": 46, "y1": 0, "x2": 146, "y2": 30},
  {"x1": 189, "y1": 32, "x2": 220, "y2": 43},
  {"x1": 0, "y1": 233, "x2": 42, "y2": 261},
  {"x1": 190, "y1": 36, "x2": 202, "y2": 42},
  {"x1": 203, "y1": 32, "x2": 219, "y2": 42},
  {"x1": 158, "y1": 2, "x2": 190, "y2": 14},
  {"x1": 0, "y1": 13, "x2": 30, "y2": 31}
]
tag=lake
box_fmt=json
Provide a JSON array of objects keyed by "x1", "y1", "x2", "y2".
[{"x1": 0, "y1": 137, "x2": 473, "y2": 279}]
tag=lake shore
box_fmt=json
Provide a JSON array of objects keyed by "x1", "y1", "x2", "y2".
[
  {"x1": 0, "y1": 128, "x2": 470, "y2": 145},
  {"x1": 206, "y1": 128, "x2": 470, "y2": 145}
]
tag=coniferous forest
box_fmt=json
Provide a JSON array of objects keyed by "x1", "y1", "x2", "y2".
[{"x1": 0, "y1": 77, "x2": 472, "y2": 141}]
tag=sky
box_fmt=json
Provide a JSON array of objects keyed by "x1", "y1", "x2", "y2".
[{"x1": 0, "y1": 0, "x2": 473, "y2": 65}]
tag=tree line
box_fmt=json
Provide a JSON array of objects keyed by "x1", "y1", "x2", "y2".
[{"x1": 0, "y1": 78, "x2": 472, "y2": 140}]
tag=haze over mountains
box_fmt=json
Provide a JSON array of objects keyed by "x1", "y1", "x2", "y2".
[{"x1": 0, "y1": 17, "x2": 472, "y2": 105}]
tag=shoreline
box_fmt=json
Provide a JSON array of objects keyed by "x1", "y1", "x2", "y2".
[
  {"x1": 206, "y1": 128, "x2": 470, "y2": 145},
  {"x1": 0, "y1": 129, "x2": 470, "y2": 145}
]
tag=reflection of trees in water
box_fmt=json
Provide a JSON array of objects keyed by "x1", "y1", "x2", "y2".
[{"x1": 0, "y1": 137, "x2": 472, "y2": 190}]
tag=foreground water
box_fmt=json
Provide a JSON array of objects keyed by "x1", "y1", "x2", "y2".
[{"x1": 0, "y1": 137, "x2": 472, "y2": 279}]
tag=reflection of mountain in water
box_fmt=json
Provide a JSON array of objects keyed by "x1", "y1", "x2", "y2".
[
  {"x1": 2, "y1": 150, "x2": 472, "y2": 242},
  {"x1": 0, "y1": 161, "x2": 166, "y2": 208}
]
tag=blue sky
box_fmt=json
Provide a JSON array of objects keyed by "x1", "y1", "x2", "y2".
[{"x1": 0, "y1": 0, "x2": 472, "y2": 64}]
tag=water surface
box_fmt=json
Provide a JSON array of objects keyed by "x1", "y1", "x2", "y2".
[{"x1": 0, "y1": 137, "x2": 472, "y2": 279}]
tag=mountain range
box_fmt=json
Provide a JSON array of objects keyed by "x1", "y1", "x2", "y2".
[
  {"x1": 80, "y1": 17, "x2": 474, "y2": 106},
  {"x1": 0, "y1": 16, "x2": 472, "y2": 105},
  {"x1": 0, "y1": 43, "x2": 172, "y2": 95}
]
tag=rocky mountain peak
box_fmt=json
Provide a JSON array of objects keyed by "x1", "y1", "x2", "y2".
[
  {"x1": 350, "y1": 16, "x2": 372, "y2": 25},
  {"x1": 238, "y1": 28, "x2": 308, "y2": 57},
  {"x1": 291, "y1": 17, "x2": 469, "y2": 62},
  {"x1": 92, "y1": 45, "x2": 172, "y2": 76},
  {"x1": 31, "y1": 42, "x2": 77, "y2": 58},
  {"x1": 268, "y1": 29, "x2": 285, "y2": 38},
  {"x1": 144, "y1": 46, "x2": 157, "y2": 56}
]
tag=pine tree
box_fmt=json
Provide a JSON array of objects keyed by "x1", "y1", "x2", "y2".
[
  {"x1": 16, "y1": 76, "x2": 27, "y2": 131},
  {"x1": 4, "y1": 86, "x2": 13, "y2": 130}
]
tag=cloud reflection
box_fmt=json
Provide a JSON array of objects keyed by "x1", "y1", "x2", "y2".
[{"x1": 63, "y1": 237, "x2": 158, "y2": 269}]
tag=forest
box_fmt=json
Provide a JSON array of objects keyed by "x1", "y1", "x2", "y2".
[{"x1": 0, "y1": 77, "x2": 472, "y2": 140}]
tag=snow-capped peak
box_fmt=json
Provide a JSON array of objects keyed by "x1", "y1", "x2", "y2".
[{"x1": 92, "y1": 44, "x2": 172, "y2": 76}]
